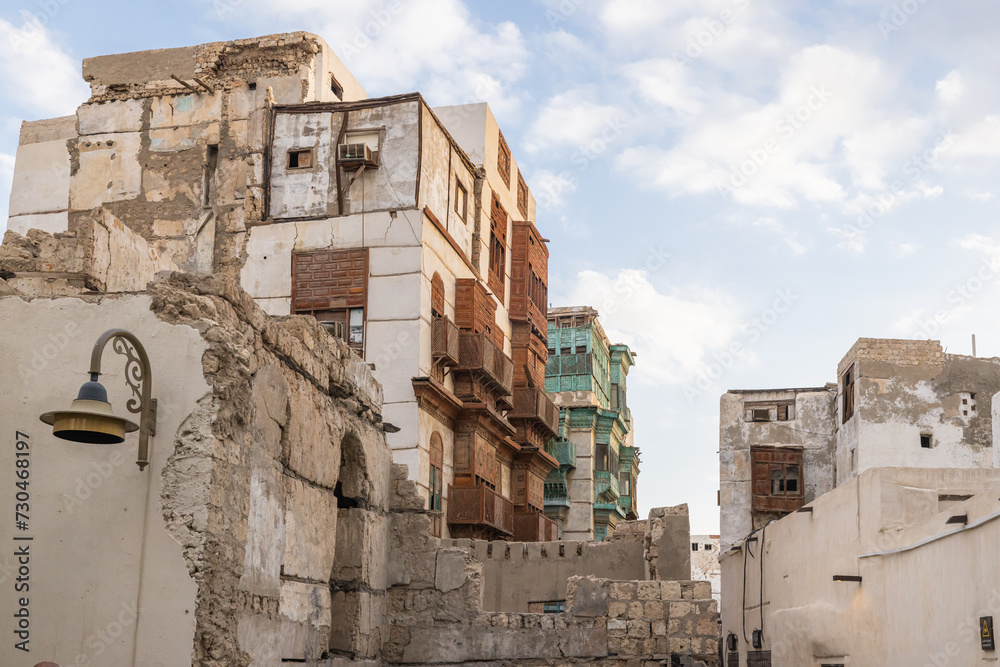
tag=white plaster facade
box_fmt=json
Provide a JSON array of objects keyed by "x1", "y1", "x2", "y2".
[{"x1": 721, "y1": 467, "x2": 1000, "y2": 666}]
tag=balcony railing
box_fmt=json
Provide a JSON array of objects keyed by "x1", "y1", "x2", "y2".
[
  {"x1": 447, "y1": 483, "x2": 514, "y2": 537},
  {"x1": 513, "y1": 511, "x2": 559, "y2": 542},
  {"x1": 508, "y1": 387, "x2": 560, "y2": 436},
  {"x1": 594, "y1": 470, "x2": 620, "y2": 502},
  {"x1": 457, "y1": 331, "x2": 514, "y2": 395},
  {"x1": 431, "y1": 316, "x2": 460, "y2": 366},
  {"x1": 547, "y1": 440, "x2": 576, "y2": 469}
]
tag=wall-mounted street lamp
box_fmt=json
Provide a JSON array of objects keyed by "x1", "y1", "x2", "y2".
[{"x1": 39, "y1": 328, "x2": 157, "y2": 470}]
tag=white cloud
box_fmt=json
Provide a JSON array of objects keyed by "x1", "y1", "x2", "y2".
[
  {"x1": 560, "y1": 269, "x2": 743, "y2": 386},
  {"x1": 936, "y1": 70, "x2": 964, "y2": 105},
  {"x1": 522, "y1": 88, "x2": 625, "y2": 154},
  {"x1": 896, "y1": 243, "x2": 919, "y2": 257},
  {"x1": 530, "y1": 169, "x2": 578, "y2": 209},
  {"x1": 0, "y1": 13, "x2": 88, "y2": 118},
  {"x1": 213, "y1": 0, "x2": 528, "y2": 117}
]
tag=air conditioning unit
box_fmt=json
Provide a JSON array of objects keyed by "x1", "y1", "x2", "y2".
[
  {"x1": 321, "y1": 320, "x2": 346, "y2": 339},
  {"x1": 337, "y1": 143, "x2": 378, "y2": 169}
]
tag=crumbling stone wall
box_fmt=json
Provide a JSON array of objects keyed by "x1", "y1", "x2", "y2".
[
  {"x1": 384, "y1": 498, "x2": 718, "y2": 666},
  {"x1": 149, "y1": 272, "x2": 390, "y2": 666}
]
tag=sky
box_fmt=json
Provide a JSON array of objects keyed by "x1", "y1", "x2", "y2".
[{"x1": 4, "y1": 0, "x2": 1000, "y2": 533}]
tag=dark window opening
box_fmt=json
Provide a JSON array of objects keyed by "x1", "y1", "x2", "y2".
[
  {"x1": 692, "y1": 543, "x2": 699, "y2": 551},
  {"x1": 455, "y1": 179, "x2": 468, "y2": 222},
  {"x1": 330, "y1": 75, "x2": 344, "y2": 99},
  {"x1": 203, "y1": 144, "x2": 219, "y2": 208},
  {"x1": 752, "y1": 409, "x2": 769, "y2": 422},
  {"x1": 248, "y1": 81, "x2": 257, "y2": 91},
  {"x1": 843, "y1": 365, "x2": 855, "y2": 423},
  {"x1": 921, "y1": 434, "x2": 932, "y2": 448},
  {"x1": 287, "y1": 148, "x2": 313, "y2": 169}
]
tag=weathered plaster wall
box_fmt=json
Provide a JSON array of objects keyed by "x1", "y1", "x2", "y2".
[
  {"x1": 837, "y1": 339, "x2": 1000, "y2": 485},
  {"x1": 7, "y1": 116, "x2": 74, "y2": 236},
  {"x1": 719, "y1": 388, "x2": 837, "y2": 550},
  {"x1": 0, "y1": 293, "x2": 207, "y2": 667},
  {"x1": 0, "y1": 271, "x2": 392, "y2": 666},
  {"x1": 721, "y1": 467, "x2": 1000, "y2": 666}
]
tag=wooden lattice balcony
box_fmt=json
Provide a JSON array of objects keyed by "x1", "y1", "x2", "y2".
[
  {"x1": 447, "y1": 483, "x2": 513, "y2": 537},
  {"x1": 508, "y1": 386, "x2": 560, "y2": 437},
  {"x1": 431, "y1": 316, "x2": 460, "y2": 367},
  {"x1": 457, "y1": 331, "x2": 513, "y2": 395},
  {"x1": 512, "y1": 510, "x2": 559, "y2": 542}
]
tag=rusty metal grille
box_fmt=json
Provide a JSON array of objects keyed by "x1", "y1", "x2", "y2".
[
  {"x1": 727, "y1": 652, "x2": 739, "y2": 667},
  {"x1": 747, "y1": 651, "x2": 771, "y2": 667}
]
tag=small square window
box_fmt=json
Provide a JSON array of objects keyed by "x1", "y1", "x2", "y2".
[
  {"x1": 963, "y1": 398, "x2": 968, "y2": 404},
  {"x1": 920, "y1": 434, "x2": 932, "y2": 448},
  {"x1": 752, "y1": 409, "x2": 770, "y2": 422},
  {"x1": 287, "y1": 149, "x2": 313, "y2": 169},
  {"x1": 692, "y1": 543, "x2": 699, "y2": 551},
  {"x1": 330, "y1": 75, "x2": 344, "y2": 99}
]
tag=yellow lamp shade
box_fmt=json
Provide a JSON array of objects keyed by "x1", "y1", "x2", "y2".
[{"x1": 39, "y1": 381, "x2": 139, "y2": 445}]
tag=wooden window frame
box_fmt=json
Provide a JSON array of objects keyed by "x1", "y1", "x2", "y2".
[
  {"x1": 455, "y1": 178, "x2": 468, "y2": 222},
  {"x1": 842, "y1": 365, "x2": 855, "y2": 423},
  {"x1": 287, "y1": 148, "x2": 314, "y2": 170},
  {"x1": 429, "y1": 433, "x2": 444, "y2": 511},
  {"x1": 488, "y1": 194, "x2": 508, "y2": 301},
  {"x1": 497, "y1": 131, "x2": 511, "y2": 188},
  {"x1": 517, "y1": 170, "x2": 528, "y2": 218},
  {"x1": 751, "y1": 446, "x2": 804, "y2": 513}
]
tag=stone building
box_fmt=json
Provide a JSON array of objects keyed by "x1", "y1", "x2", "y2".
[
  {"x1": 690, "y1": 535, "x2": 721, "y2": 603},
  {"x1": 544, "y1": 306, "x2": 639, "y2": 540},
  {"x1": 720, "y1": 338, "x2": 1000, "y2": 551},
  {"x1": 719, "y1": 337, "x2": 1000, "y2": 665},
  {"x1": 6, "y1": 32, "x2": 561, "y2": 541},
  {"x1": 0, "y1": 32, "x2": 719, "y2": 666}
]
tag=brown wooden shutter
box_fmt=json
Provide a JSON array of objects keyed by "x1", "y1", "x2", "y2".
[
  {"x1": 292, "y1": 248, "x2": 368, "y2": 311},
  {"x1": 431, "y1": 272, "x2": 445, "y2": 318}
]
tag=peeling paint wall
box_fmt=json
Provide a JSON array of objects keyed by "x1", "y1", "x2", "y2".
[
  {"x1": 719, "y1": 387, "x2": 837, "y2": 550},
  {"x1": 837, "y1": 340, "x2": 1000, "y2": 484}
]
